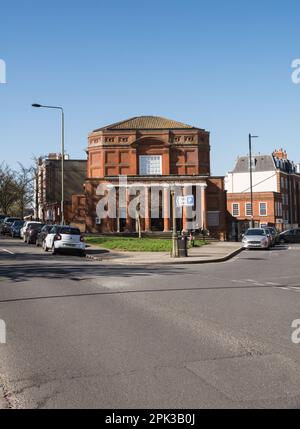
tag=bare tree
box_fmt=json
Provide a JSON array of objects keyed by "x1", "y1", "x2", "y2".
[
  {"x1": 15, "y1": 163, "x2": 35, "y2": 218},
  {"x1": 0, "y1": 158, "x2": 45, "y2": 218},
  {"x1": 0, "y1": 163, "x2": 19, "y2": 215}
]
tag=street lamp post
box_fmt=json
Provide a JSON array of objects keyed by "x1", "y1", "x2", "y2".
[
  {"x1": 32, "y1": 104, "x2": 65, "y2": 225},
  {"x1": 171, "y1": 190, "x2": 179, "y2": 258},
  {"x1": 249, "y1": 133, "x2": 259, "y2": 228}
]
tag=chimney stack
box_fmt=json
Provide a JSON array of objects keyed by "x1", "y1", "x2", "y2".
[{"x1": 272, "y1": 148, "x2": 288, "y2": 160}]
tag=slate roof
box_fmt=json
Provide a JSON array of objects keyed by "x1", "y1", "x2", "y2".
[
  {"x1": 233, "y1": 155, "x2": 276, "y2": 173},
  {"x1": 94, "y1": 116, "x2": 200, "y2": 132}
]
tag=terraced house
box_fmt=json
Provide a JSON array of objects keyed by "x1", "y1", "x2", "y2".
[
  {"x1": 225, "y1": 149, "x2": 300, "y2": 239},
  {"x1": 70, "y1": 116, "x2": 227, "y2": 238}
]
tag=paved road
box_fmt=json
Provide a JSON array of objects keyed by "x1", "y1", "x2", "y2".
[{"x1": 0, "y1": 237, "x2": 300, "y2": 408}]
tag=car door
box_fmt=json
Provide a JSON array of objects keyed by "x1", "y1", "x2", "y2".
[
  {"x1": 46, "y1": 227, "x2": 56, "y2": 248},
  {"x1": 40, "y1": 227, "x2": 48, "y2": 244},
  {"x1": 288, "y1": 230, "x2": 296, "y2": 243},
  {"x1": 294, "y1": 229, "x2": 300, "y2": 243}
]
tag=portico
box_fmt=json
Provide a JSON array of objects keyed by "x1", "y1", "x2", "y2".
[{"x1": 94, "y1": 176, "x2": 208, "y2": 233}]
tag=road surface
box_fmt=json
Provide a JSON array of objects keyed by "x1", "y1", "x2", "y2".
[{"x1": 0, "y1": 237, "x2": 300, "y2": 408}]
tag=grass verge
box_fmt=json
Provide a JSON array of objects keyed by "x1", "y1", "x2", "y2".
[{"x1": 85, "y1": 236, "x2": 207, "y2": 252}]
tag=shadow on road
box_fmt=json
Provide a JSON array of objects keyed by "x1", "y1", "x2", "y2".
[
  {"x1": 0, "y1": 282, "x2": 299, "y2": 305},
  {"x1": 0, "y1": 255, "x2": 186, "y2": 283}
]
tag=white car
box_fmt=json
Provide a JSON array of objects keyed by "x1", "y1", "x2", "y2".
[
  {"x1": 20, "y1": 221, "x2": 43, "y2": 240},
  {"x1": 43, "y1": 225, "x2": 86, "y2": 256},
  {"x1": 242, "y1": 228, "x2": 271, "y2": 250}
]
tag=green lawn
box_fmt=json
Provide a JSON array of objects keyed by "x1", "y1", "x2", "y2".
[{"x1": 85, "y1": 236, "x2": 207, "y2": 252}]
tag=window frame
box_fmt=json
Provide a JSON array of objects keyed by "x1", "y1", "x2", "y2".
[
  {"x1": 245, "y1": 202, "x2": 253, "y2": 217},
  {"x1": 139, "y1": 155, "x2": 162, "y2": 176},
  {"x1": 232, "y1": 203, "x2": 240, "y2": 217},
  {"x1": 259, "y1": 202, "x2": 267, "y2": 217}
]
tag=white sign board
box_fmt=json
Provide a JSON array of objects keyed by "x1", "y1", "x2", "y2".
[{"x1": 176, "y1": 195, "x2": 194, "y2": 207}]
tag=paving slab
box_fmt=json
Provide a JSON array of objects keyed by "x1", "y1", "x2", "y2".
[{"x1": 85, "y1": 242, "x2": 243, "y2": 265}]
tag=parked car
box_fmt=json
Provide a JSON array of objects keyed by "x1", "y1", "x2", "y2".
[
  {"x1": 263, "y1": 227, "x2": 276, "y2": 247},
  {"x1": 11, "y1": 220, "x2": 25, "y2": 238},
  {"x1": 0, "y1": 217, "x2": 22, "y2": 235},
  {"x1": 242, "y1": 228, "x2": 271, "y2": 249},
  {"x1": 43, "y1": 225, "x2": 86, "y2": 256},
  {"x1": 21, "y1": 221, "x2": 43, "y2": 241},
  {"x1": 36, "y1": 224, "x2": 54, "y2": 247},
  {"x1": 0, "y1": 214, "x2": 7, "y2": 223},
  {"x1": 279, "y1": 229, "x2": 300, "y2": 244},
  {"x1": 24, "y1": 223, "x2": 45, "y2": 244},
  {"x1": 0, "y1": 216, "x2": 6, "y2": 233},
  {"x1": 267, "y1": 226, "x2": 280, "y2": 244}
]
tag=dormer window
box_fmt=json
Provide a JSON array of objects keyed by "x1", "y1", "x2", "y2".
[{"x1": 248, "y1": 158, "x2": 257, "y2": 170}]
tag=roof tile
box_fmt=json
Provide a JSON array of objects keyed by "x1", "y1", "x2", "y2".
[{"x1": 94, "y1": 116, "x2": 197, "y2": 131}]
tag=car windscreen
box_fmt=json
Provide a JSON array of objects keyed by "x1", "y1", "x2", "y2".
[
  {"x1": 6, "y1": 218, "x2": 20, "y2": 223},
  {"x1": 58, "y1": 227, "x2": 81, "y2": 235},
  {"x1": 246, "y1": 230, "x2": 265, "y2": 236},
  {"x1": 12, "y1": 221, "x2": 24, "y2": 226},
  {"x1": 40, "y1": 226, "x2": 50, "y2": 232},
  {"x1": 28, "y1": 223, "x2": 42, "y2": 230}
]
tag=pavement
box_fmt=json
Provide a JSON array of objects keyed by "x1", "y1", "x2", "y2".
[
  {"x1": 0, "y1": 237, "x2": 300, "y2": 408},
  {"x1": 85, "y1": 241, "x2": 243, "y2": 265}
]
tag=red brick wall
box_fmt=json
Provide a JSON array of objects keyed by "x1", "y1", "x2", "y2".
[
  {"x1": 206, "y1": 177, "x2": 227, "y2": 239},
  {"x1": 87, "y1": 129, "x2": 210, "y2": 178},
  {"x1": 227, "y1": 192, "x2": 277, "y2": 225}
]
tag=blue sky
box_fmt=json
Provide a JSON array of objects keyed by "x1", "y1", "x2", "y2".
[{"x1": 0, "y1": 0, "x2": 299, "y2": 175}]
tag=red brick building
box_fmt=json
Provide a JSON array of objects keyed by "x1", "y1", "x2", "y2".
[
  {"x1": 36, "y1": 154, "x2": 87, "y2": 224},
  {"x1": 226, "y1": 149, "x2": 300, "y2": 239},
  {"x1": 72, "y1": 116, "x2": 226, "y2": 238}
]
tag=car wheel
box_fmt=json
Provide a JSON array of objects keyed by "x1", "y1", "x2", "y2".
[
  {"x1": 280, "y1": 238, "x2": 286, "y2": 245},
  {"x1": 36, "y1": 241, "x2": 40, "y2": 247}
]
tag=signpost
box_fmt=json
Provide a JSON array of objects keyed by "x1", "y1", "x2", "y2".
[{"x1": 176, "y1": 195, "x2": 194, "y2": 207}]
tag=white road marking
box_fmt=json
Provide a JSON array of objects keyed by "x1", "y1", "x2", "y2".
[
  {"x1": 244, "y1": 279, "x2": 265, "y2": 286},
  {"x1": 0, "y1": 248, "x2": 15, "y2": 255}
]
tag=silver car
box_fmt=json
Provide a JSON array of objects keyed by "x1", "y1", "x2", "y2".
[{"x1": 242, "y1": 228, "x2": 271, "y2": 250}]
